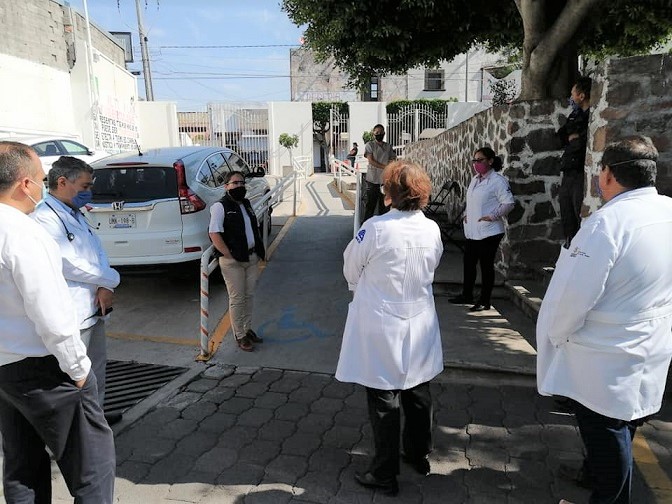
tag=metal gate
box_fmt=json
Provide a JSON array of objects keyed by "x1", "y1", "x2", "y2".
[
  {"x1": 178, "y1": 103, "x2": 270, "y2": 171},
  {"x1": 329, "y1": 107, "x2": 350, "y2": 161},
  {"x1": 387, "y1": 104, "x2": 448, "y2": 157}
]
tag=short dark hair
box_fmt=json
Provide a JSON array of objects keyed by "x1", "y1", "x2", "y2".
[
  {"x1": 574, "y1": 76, "x2": 592, "y2": 99},
  {"x1": 223, "y1": 170, "x2": 244, "y2": 184},
  {"x1": 475, "y1": 146, "x2": 503, "y2": 171},
  {"x1": 382, "y1": 160, "x2": 432, "y2": 211},
  {"x1": 0, "y1": 141, "x2": 36, "y2": 193},
  {"x1": 48, "y1": 156, "x2": 93, "y2": 190},
  {"x1": 373, "y1": 124, "x2": 384, "y2": 131},
  {"x1": 601, "y1": 136, "x2": 658, "y2": 189}
]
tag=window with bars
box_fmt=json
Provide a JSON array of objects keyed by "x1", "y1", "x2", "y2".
[{"x1": 424, "y1": 69, "x2": 445, "y2": 91}]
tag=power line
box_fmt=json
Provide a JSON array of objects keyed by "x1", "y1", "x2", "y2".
[{"x1": 158, "y1": 44, "x2": 300, "y2": 49}]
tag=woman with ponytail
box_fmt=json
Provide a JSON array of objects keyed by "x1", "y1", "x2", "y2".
[{"x1": 450, "y1": 147, "x2": 515, "y2": 312}]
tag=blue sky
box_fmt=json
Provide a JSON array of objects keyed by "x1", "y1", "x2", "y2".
[{"x1": 83, "y1": 1, "x2": 305, "y2": 110}]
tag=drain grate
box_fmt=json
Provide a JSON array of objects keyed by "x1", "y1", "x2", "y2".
[{"x1": 104, "y1": 360, "x2": 187, "y2": 416}]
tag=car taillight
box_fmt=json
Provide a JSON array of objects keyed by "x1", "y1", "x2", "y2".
[{"x1": 174, "y1": 160, "x2": 206, "y2": 214}]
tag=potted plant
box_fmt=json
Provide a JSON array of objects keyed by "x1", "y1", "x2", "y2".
[{"x1": 279, "y1": 133, "x2": 299, "y2": 175}]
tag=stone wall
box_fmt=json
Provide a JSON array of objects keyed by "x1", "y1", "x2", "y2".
[
  {"x1": 405, "y1": 100, "x2": 568, "y2": 279},
  {"x1": 584, "y1": 54, "x2": 672, "y2": 213},
  {"x1": 405, "y1": 53, "x2": 672, "y2": 280}
]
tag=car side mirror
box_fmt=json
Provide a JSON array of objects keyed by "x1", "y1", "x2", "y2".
[{"x1": 87, "y1": 149, "x2": 95, "y2": 156}]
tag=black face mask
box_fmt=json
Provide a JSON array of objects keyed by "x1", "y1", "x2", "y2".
[
  {"x1": 374, "y1": 134, "x2": 385, "y2": 142},
  {"x1": 228, "y1": 187, "x2": 247, "y2": 201}
]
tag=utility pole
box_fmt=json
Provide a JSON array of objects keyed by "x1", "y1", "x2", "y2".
[
  {"x1": 464, "y1": 50, "x2": 469, "y2": 102},
  {"x1": 81, "y1": 0, "x2": 103, "y2": 150},
  {"x1": 135, "y1": 0, "x2": 154, "y2": 101}
]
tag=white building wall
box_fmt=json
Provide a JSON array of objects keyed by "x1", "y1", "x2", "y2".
[
  {"x1": 348, "y1": 102, "x2": 388, "y2": 147},
  {"x1": 137, "y1": 101, "x2": 180, "y2": 149},
  {"x1": 0, "y1": 53, "x2": 77, "y2": 137},
  {"x1": 268, "y1": 102, "x2": 313, "y2": 177},
  {"x1": 406, "y1": 49, "x2": 500, "y2": 102}
]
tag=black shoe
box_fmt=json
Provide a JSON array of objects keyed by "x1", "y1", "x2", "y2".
[
  {"x1": 469, "y1": 304, "x2": 491, "y2": 312},
  {"x1": 401, "y1": 454, "x2": 430, "y2": 476},
  {"x1": 246, "y1": 329, "x2": 263, "y2": 344},
  {"x1": 449, "y1": 295, "x2": 473, "y2": 305},
  {"x1": 553, "y1": 397, "x2": 574, "y2": 413},
  {"x1": 236, "y1": 336, "x2": 254, "y2": 352},
  {"x1": 104, "y1": 412, "x2": 123, "y2": 426},
  {"x1": 354, "y1": 472, "x2": 399, "y2": 495},
  {"x1": 558, "y1": 462, "x2": 592, "y2": 489}
]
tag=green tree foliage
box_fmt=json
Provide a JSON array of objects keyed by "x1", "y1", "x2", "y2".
[
  {"x1": 311, "y1": 101, "x2": 348, "y2": 133},
  {"x1": 386, "y1": 99, "x2": 457, "y2": 115},
  {"x1": 278, "y1": 133, "x2": 299, "y2": 150},
  {"x1": 283, "y1": 0, "x2": 672, "y2": 100}
]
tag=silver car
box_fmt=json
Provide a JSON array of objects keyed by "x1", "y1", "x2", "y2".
[{"x1": 87, "y1": 146, "x2": 270, "y2": 266}]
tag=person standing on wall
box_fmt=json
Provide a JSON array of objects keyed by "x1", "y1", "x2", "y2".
[
  {"x1": 557, "y1": 76, "x2": 591, "y2": 247},
  {"x1": 0, "y1": 141, "x2": 115, "y2": 503},
  {"x1": 450, "y1": 147, "x2": 515, "y2": 312},
  {"x1": 363, "y1": 124, "x2": 396, "y2": 222},
  {"x1": 347, "y1": 142, "x2": 358, "y2": 168},
  {"x1": 31, "y1": 156, "x2": 121, "y2": 423},
  {"x1": 336, "y1": 160, "x2": 444, "y2": 496},
  {"x1": 209, "y1": 171, "x2": 266, "y2": 352},
  {"x1": 537, "y1": 136, "x2": 672, "y2": 504}
]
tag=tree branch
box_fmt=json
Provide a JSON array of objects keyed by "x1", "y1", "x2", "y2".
[{"x1": 530, "y1": 0, "x2": 600, "y2": 76}]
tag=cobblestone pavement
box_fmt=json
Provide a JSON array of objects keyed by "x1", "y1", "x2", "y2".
[{"x1": 46, "y1": 365, "x2": 658, "y2": 504}]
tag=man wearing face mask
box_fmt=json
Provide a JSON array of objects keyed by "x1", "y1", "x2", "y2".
[
  {"x1": 208, "y1": 170, "x2": 266, "y2": 352},
  {"x1": 32, "y1": 156, "x2": 120, "y2": 420},
  {"x1": 557, "y1": 76, "x2": 591, "y2": 247},
  {"x1": 0, "y1": 142, "x2": 115, "y2": 502},
  {"x1": 538, "y1": 136, "x2": 672, "y2": 504},
  {"x1": 363, "y1": 124, "x2": 396, "y2": 222}
]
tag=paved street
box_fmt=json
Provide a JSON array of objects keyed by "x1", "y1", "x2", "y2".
[{"x1": 2, "y1": 173, "x2": 669, "y2": 503}]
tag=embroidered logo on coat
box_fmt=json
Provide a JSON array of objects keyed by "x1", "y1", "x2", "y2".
[
  {"x1": 355, "y1": 229, "x2": 366, "y2": 243},
  {"x1": 570, "y1": 246, "x2": 590, "y2": 258}
]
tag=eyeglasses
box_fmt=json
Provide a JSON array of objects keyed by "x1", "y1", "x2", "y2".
[
  {"x1": 471, "y1": 158, "x2": 487, "y2": 163},
  {"x1": 227, "y1": 180, "x2": 246, "y2": 187}
]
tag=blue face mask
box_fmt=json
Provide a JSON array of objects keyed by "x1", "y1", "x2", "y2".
[
  {"x1": 72, "y1": 190, "x2": 93, "y2": 208},
  {"x1": 568, "y1": 98, "x2": 581, "y2": 111}
]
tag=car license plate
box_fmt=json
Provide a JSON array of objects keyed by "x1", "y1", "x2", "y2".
[{"x1": 109, "y1": 213, "x2": 136, "y2": 229}]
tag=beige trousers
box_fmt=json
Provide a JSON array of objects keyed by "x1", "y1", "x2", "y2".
[{"x1": 219, "y1": 254, "x2": 259, "y2": 340}]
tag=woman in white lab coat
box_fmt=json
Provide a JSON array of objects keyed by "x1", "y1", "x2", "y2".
[
  {"x1": 336, "y1": 160, "x2": 444, "y2": 496},
  {"x1": 450, "y1": 147, "x2": 514, "y2": 312}
]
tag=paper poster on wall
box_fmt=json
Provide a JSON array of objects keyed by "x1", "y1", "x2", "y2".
[{"x1": 93, "y1": 96, "x2": 138, "y2": 153}]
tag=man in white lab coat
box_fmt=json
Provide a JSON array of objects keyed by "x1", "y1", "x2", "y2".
[
  {"x1": 32, "y1": 156, "x2": 120, "y2": 421},
  {"x1": 537, "y1": 136, "x2": 672, "y2": 504}
]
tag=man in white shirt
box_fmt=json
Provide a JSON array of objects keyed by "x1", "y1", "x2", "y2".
[
  {"x1": 0, "y1": 141, "x2": 115, "y2": 503},
  {"x1": 32, "y1": 156, "x2": 120, "y2": 421},
  {"x1": 537, "y1": 136, "x2": 672, "y2": 504}
]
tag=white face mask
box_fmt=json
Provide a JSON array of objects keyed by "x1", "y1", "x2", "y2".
[{"x1": 26, "y1": 178, "x2": 45, "y2": 207}]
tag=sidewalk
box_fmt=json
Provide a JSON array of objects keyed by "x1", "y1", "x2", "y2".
[{"x1": 10, "y1": 173, "x2": 670, "y2": 503}]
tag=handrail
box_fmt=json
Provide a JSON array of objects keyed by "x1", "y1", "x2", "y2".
[
  {"x1": 331, "y1": 155, "x2": 365, "y2": 237},
  {"x1": 197, "y1": 168, "x2": 304, "y2": 359}
]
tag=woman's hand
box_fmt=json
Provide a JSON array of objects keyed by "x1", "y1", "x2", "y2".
[{"x1": 478, "y1": 215, "x2": 495, "y2": 222}]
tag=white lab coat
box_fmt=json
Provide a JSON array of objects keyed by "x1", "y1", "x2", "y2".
[
  {"x1": 537, "y1": 187, "x2": 672, "y2": 421},
  {"x1": 335, "y1": 209, "x2": 444, "y2": 390},
  {"x1": 32, "y1": 195, "x2": 120, "y2": 330},
  {"x1": 464, "y1": 170, "x2": 515, "y2": 240}
]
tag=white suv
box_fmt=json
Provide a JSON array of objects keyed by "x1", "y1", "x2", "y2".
[{"x1": 87, "y1": 146, "x2": 270, "y2": 266}]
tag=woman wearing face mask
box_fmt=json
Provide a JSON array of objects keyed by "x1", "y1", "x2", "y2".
[
  {"x1": 449, "y1": 147, "x2": 515, "y2": 312},
  {"x1": 208, "y1": 171, "x2": 266, "y2": 352}
]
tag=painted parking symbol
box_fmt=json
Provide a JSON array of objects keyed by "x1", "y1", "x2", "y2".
[{"x1": 257, "y1": 307, "x2": 329, "y2": 344}]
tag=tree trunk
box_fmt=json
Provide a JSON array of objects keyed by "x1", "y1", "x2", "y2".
[{"x1": 517, "y1": 0, "x2": 598, "y2": 100}]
